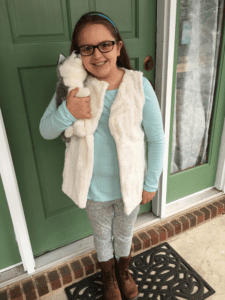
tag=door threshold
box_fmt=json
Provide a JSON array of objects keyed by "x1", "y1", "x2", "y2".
[{"x1": 0, "y1": 187, "x2": 222, "y2": 290}]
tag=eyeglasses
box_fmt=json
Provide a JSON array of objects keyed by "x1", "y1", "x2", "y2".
[{"x1": 77, "y1": 40, "x2": 117, "y2": 56}]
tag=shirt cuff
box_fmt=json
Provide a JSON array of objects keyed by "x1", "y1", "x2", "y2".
[
  {"x1": 58, "y1": 100, "x2": 77, "y2": 122},
  {"x1": 143, "y1": 183, "x2": 158, "y2": 193}
]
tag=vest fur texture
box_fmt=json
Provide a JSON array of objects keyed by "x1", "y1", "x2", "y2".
[{"x1": 62, "y1": 68, "x2": 147, "y2": 216}]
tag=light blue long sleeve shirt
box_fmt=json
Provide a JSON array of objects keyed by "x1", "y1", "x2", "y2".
[{"x1": 39, "y1": 76, "x2": 165, "y2": 201}]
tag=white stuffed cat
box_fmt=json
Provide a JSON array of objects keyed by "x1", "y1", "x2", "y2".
[{"x1": 55, "y1": 51, "x2": 90, "y2": 143}]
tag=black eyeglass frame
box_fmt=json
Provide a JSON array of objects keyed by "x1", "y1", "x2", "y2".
[{"x1": 77, "y1": 40, "x2": 118, "y2": 56}]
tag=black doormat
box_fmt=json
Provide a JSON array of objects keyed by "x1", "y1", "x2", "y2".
[{"x1": 65, "y1": 242, "x2": 216, "y2": 300}]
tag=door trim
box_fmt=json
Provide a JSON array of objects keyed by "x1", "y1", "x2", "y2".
[
  {"x1": 0, "y1": 109, "x2": 36, "y2": 275},
  {"x1": 154, "y1": 0, "x2": 225, "y2": 220},
  {"x1": 153, "y1": 0, "x2": 178, "y2": 219},
  {"x1": 215, "y1": 119, "x2": 225, "y2": 192}
]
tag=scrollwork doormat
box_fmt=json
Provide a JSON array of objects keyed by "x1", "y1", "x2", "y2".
[{"x1": 65, "y1": 242, "x2": 216, "y2": 300}]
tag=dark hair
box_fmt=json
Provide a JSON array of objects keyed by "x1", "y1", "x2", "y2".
[{"x1": 70, "y1": 11, "x2": 134, "y2": 72}]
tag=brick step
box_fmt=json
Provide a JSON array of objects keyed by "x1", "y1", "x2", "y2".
[{"x1": 0, "y1": 195, "x2": 224, "y2": 300}]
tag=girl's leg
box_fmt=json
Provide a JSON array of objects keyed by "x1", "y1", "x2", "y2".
[
  {"x1": 85, "y1": 199, "x2": 116, "y2": 262},
  {"x1": 112, "y1": 199, "x2": 140, "y2": 261}
]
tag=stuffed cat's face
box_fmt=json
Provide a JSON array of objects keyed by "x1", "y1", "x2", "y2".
[{"x1": 58, "y1": 52, "x2": 88, "y2": 84}]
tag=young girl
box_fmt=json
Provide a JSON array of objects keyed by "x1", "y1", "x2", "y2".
[{"x1": 40, "y1": 11, "x2": 165, "y2": 300}]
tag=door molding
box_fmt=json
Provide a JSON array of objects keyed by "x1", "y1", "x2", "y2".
[
  {"x1": 154, "y1": 0, "x2": 225, "y2": 220},
  {"x1": 0, "y1": 108, "x2": 36, "y2": 275},
  {"x1": 215, "y1": 119, "x2": 225, "y2": 192},
  {"x1": 153, "y1": 0, "x2": 177, "y2": 219}
]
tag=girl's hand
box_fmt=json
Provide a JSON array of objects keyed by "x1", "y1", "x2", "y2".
[
  {"x1": 66, "y1": 88, "x2": 92, "y2": 119},
  {"x1": 140, "y1": 190, "x2": 156, "y2": 205}
]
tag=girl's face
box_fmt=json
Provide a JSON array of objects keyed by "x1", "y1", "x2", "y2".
[{"x1": 77, "y1": 24, "x2": 123, "y2": 82}]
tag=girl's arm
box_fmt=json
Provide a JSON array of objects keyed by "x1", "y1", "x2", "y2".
[
  {"x1": 142, "y1": 77, "x2": 166, "y2": 192},
  {"x1": 39, "y1": 92, "x2": 77, "y2": 140}
]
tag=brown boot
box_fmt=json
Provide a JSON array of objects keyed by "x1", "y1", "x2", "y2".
[
  {"x1": 98, "y1": 257, "x2": 122, "y2": 300},
  {"x1": 115, "y1": 249, "x2": 139, "y2": 300}
]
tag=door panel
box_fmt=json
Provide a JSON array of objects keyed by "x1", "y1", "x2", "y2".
[
  {"x1": 0, "y1": 0, "x2": 156, "y2": 268},
  {"x1": 6, "y1": 0, "x2": 70, "y2": 43},
  {"x1": 167, "y1": 0, "x2": 225, "y2": 203}
]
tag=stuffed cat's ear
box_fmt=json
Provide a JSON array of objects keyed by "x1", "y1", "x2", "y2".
[
  {"x1": 58, "y1": 54, "x2": 66, "y2": 64},
  {"x1": 73, "y1": 50, "x2": 83, "y2": 59}
]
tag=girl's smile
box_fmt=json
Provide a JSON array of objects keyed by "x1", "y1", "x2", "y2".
[
  {"x1": 93, "y1": 61, "x2": 107, "y2": 66},
  {"x1": 78, "y1": 24, "x2": 124, "y2": 89}
]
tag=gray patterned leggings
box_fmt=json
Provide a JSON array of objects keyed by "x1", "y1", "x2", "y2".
[{"x1": 85, "y1": 198, "x2": 140, "y2": 262}]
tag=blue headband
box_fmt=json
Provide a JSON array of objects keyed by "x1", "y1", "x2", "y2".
[{"x1": 88, "y1": 13, "x2": 118, "y2": 34}]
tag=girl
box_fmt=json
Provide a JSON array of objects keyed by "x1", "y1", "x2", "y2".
[{"x1": 40, "y1": 11, "x2": 165, "y2": 300}]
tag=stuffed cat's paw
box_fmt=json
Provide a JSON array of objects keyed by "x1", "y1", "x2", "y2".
[
  {"x1": 64, "y1": 125, "x2": 74, "y2": 138},
  {"x1": 65, "y1": 120, "x2": 87, "y2": 138},
  {"x1": 75, "y1": 87, "x2": 90, "y2": 98},
  {"x1": 73, "y1": 120, "x2": 87, "y2": 137}
]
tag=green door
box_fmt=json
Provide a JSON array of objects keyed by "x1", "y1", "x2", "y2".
[
  {"x1": 167, "y1": 0, "x2": 225, "y2": 203},
  {"x1": 0, "y1": 0, "x2": 156, "y2": 268}
]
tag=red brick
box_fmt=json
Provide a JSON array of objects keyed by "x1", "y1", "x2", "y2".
[
  {"x1": 10, "y1": 285, "x2": 23, "y2": 300},
  {"x1": 0, "y1": 290, "x2": 7, "y2": 300},
  {"x1": 192, "y1": 210, "x2": 204, "y2": 225},
  {"x1": 70, "y1": 259, "x2": 84, "y2": 280},
  {"x1": 48, "y1": 270, "x2": 61, "y2": 290},
  {"x1": 132, "y1": 235, "x2": 142, "y2": 252},
  {"x1": 146, "y1": 229, "x2": 159, "y2": 245},
  {"x1": 200, "y1": 207, "x2": 210, "y2": 220},
  {"x1": 91, "y1": 252, "x2": 100, "y2": 270},
  {"x1": 81, "y1": 256, "x2": 94, "y2": 276},
  {"x1": 137, "y1": 231, "x2": 151, "y2": 248},
  {"x1": 34, "y1": 275, "x2": 49, "y2": 298},
  {"x1": 162, "y1": 223, "x2": 174, "y2": 238},
  {"x1": 179, "y1": 216, "x2": 190, "y2": 231},
  {"x1": 218, "y1": 198, "x2": 225, "y2": 212},
  {"x1": 24, "y1": 291, "x2": 37, "y2": 300},
  {"x1": 155, "y1": 225, "x2": 167, "y2": 242},
  {"x1": 22, "y1": 280, "x2": 37, "y2": 300},
  {"x1": 59, "y1": 265, "x2": 72, "y2": 285},
  {"x1": 185, "y1": 213, "x2": 197, "y2": 227},
  {"x1": 212, "y1": 201, "x2": 224, "y2": 215},
  {"x1": 170, "y1": 219, "x2": 182, "y2": 235},
  {"x1": 206, "y1": 204, "x2": 217, "y2": 218}
]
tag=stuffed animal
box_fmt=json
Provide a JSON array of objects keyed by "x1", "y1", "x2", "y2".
[{"x1": 55, "y1": 51, "x2": 90, "y2": 143}]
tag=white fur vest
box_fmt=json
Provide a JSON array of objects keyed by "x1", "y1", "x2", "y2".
[{"x1": 62, "y1": 68, "x2": 147, "y2": 216}]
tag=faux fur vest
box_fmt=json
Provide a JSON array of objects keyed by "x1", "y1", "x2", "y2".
[{"x1": 62, "y1": 68, "x2": 147, "y2": 216}]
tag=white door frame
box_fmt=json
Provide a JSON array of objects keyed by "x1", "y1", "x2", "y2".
[
  {"x1": 0, "y1": 109, "x2": 36, "y2": 274},
  {"x1": 0, "y1": 0, "x2": 224, "y2": 275},
  {"x1": 153, "y1": 0, "x2": 225, "y2": 220}
]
